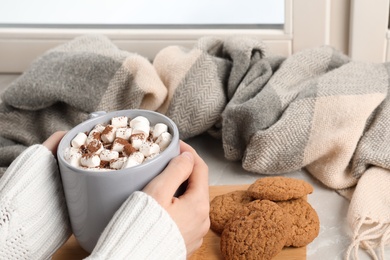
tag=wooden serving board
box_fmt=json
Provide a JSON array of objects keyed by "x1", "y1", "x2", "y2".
[{"x1": 53, "y1": 185, "x2": 306, "y2": 260}]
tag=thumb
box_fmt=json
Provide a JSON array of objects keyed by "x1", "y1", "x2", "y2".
[{"x1": 143, "y1": 151, "x2": 194, "y2": 202}]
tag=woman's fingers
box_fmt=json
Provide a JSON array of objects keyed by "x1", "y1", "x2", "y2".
[
  {"x1": 143, "y1": 151, "x2": 194, "y2": 203},
  {"x1": 42, "y1": 131, "x2": 67, "y2": 155},
  {"x1": 142, "y1": 140, "x2": 210, "y2": 257},
  {"x1": 180, "y1": 142, "x2": 209, "y2": 202}
]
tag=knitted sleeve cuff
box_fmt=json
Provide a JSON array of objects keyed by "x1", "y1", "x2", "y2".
[
  {"x1": 0, "y1": 144, "x2": 57, "y2": 199},
  {"x1": 0, "y1": 144, "x2": 71, "y2": 259},
  {"x1": 86, "y1": 191, "x2": 187, "y2": 260}
]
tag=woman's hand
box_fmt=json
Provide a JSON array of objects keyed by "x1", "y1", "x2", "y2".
[
  {"x1": 143, "y1": 141, "x2": 210, "y2": 257},
  {"x1": 42, "y1": 131, "x2": 67, "y2": 156}
]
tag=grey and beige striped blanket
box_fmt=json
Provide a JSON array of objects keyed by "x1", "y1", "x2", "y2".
[{"x1": 1, "y1": 35, "x2": 390, "y2": 258}]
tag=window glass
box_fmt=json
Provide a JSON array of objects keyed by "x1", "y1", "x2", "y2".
[{"x1": 0, "y1": 0, "x2": 284, "y2": 28}]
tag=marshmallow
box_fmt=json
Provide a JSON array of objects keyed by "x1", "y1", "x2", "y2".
[
  {"x1": 129, "y1": 116, "x2": 149, "y2": 128},
  {"x1": 112, "y1": 138, "x2": 130, "y2": 152},
  {"x1": 128, "y1": 151, "x2": 145, "y2": 164},
  {"x1": 116, "y1": 127, "x2": 132, "y2": 140},
  {"x1": 86, "y1": 129, "x2": 101, "y2": 144},
  {"x1": 123, "y1": 143, "x2": 137, "y2": 157},
  {"x1": 110, "y1": 157, "x2": 127, "y2": 170},
  {"x1": 101, "y1": 125, "x2": 117, "y2": 143},
  {"x1": 139, "y1": 142, "x2": 161, "y2": 157},
  {"x1": 131, "y1": 139, "x2": 143, "y2": 149},
  {"x1": 121, "y1": 158, "x2": 140, "y2": 169},
  {"x1": 64, "y1": 147, "x2": 82, "y2": 167},
  {"x1": 86, "y1": 140, "x2": 104, "y2": 154},
  {"x1": 93, "y1": 124, "x2": 106, "y2": 133},
  {"x1": 145, "y1": 153, "x2": 159, "y2": 161},
  {"x1": 122, "y1": 150, "x2": 144, "y2": 168},
  {"x1": 156, "y1": 132, "x2": 172, "y2": 151},
  {"x1": 130, "y1": 134, "x2": 146, "y2": 149},
  {"x1": 100, "y1": 149, "x2": 119, "y2": 161},
  {"x1": 64, "y1": 115, "x2": 173, "y2": 171},
  {"x1": 71, "y1": 132, "x2": 88, "y2": 148},
  {"x1": 80, "y1": 154, "x2": 101, "y2": 168},
  {"x1": 132, "y1": 123, "x2": 150, "y2": 138},
  {"x1": 111, "y1": 116, "x2": 128, "y2": 128},
  {"x1": 130, "y1": 116, "x2": 150, "y2": 138},
  {"x1": 152, "y1": 123, "x2": 168, "y2": 140}
]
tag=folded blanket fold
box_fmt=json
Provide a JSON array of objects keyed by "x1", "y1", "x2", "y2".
[
  {"x1": 153, "y1": 36, "x2": 268, "y2": 140},
  {"x1": 1, "y1": 34, "x2": 389, "y2": 259}
]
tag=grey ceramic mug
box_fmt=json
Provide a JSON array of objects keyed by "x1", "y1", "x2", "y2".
[{"x1": 57, "y1": 109, "x2": 180, "y2": 253}]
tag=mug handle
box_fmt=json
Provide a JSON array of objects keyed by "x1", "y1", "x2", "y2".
[{"x1": 88, "y1": 111, "x2": 107, "y2": 119}]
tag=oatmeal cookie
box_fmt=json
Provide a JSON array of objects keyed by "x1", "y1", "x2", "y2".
[
  {"x1": 220, "y1": 200, "x2": 292, "y2": 260},
  {"x1": 247, "y1": 176, "x2": 313, "y2": 201},
  {"x1": 209, "y1": 190, "x2": 254, "y2": 233},
  {"x1": 277, "y1": 198, "x2": 320, "y2": 247}
]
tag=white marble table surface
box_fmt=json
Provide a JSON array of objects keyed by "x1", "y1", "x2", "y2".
[{"x1": 1, "y1": 74, "x2": 388, "y2": 260}]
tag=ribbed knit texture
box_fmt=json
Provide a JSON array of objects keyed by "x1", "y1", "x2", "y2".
[
  {"x1": 0, "y1": 145, "x2": 71, "y2": 259},
  {"x1": 86, "y1": 191, "x2": 186, "y2": 260}
]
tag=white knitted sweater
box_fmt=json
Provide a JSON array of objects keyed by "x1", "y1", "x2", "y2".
[{"x1": 0, "y1": 145, "x2": 186, "y2": 259}]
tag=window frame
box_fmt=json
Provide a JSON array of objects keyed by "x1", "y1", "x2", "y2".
[
  {"x1": 349, "y1": 0, "x2": 390, "y2": 62},
  {"x1": 0, "y1": 0, "x2": 337, "y2": 73}
]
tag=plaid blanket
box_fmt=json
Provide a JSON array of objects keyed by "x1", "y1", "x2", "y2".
[{"x1": 1, "y1": 35, "x2": 390, "y2": 258}]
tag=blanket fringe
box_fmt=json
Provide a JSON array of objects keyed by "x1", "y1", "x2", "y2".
[{"x1": 345, "y1": 217, "x2": 390, "y2": 260}]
